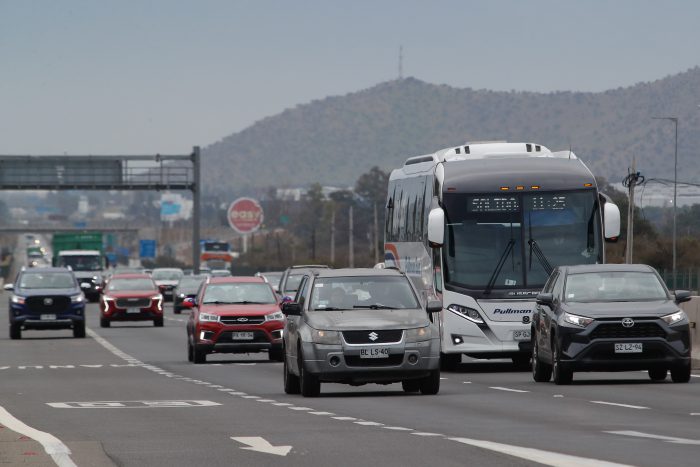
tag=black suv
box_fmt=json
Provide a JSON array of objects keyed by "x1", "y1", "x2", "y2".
[
  {"x1": 5, "y1": 267, "x2": 87, "y2": 339},
  {"x1": 531, "y1": 264, "x2": 691, "y2": 384}
]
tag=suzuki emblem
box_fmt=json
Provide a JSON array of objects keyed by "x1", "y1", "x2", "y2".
[
  {"x1": 368, "y1": 332, "x2": 379, "y2": 341},
  {"x1": 621, "y1": 318, "x2": 635, "y2": 328}
]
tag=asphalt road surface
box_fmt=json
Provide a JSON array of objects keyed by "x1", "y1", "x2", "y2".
[{"x1": 1, "y1": 301, "x2": 699, "y2": 467}]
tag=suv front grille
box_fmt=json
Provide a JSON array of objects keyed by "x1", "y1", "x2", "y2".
[
  {"x1": 590, "y1": 322, "x2": 666, "y2": 340},
  {"x1": 26, "y1": 296, "x2": 71, "y2": 313},
  {"x1": 220, "y1": 315, "x2": 265, "y2": 325},
  {"x1": 116, "y1": 297, "x2": 151, "y2": 309},
  {"x1": 343, "y1": 330, "x2": 403, "y2": 344}
]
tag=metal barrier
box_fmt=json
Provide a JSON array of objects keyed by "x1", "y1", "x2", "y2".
[{"x1": 679, "y1": 296, "x2": 700, "y2": 369}]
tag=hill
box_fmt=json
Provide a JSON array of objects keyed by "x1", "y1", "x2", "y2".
[{"x1": 202, "y1": 68, "x2": 700, "y2": 194}]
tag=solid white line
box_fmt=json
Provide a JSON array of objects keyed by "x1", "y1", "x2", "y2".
[
  {"x1": 0, "y1": 405, "x2": 77, "y2": 467},
  {"x1": 450, "y1": 437, "x2": 632, "y2": 467},
  {"x1": 605, "y1": 430, "x2": 700, "y2": 445},
  {"x1": 489, "y1": 386, "x2": 529, "y2": 393},
  {"x1": 590, "y1": 401, "x2": 649, "y2": 410}
]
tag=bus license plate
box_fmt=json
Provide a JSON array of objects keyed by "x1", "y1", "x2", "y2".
[
  {"x1": 360, "y1": 347, "x2": 390, "y2": 359},
  {"x1": 231, "y1": 332, "x2": 254, "y2": 340},
  {"x1": 41, "y1": 314, "x2": 56, "y2": 320},
  {"x1": 615, "y1": 343, "x2": 642, "y2": 353},
  {"x1": 126, "y1": 308, "x2": 141, "y2": 314},
  {"x1": 513, "y1": 330, "x2": 531, "y2": 341}
]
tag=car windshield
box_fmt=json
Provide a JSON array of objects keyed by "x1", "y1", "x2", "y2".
[
  {"x1": 261, "y1": 272, "x2": 282, "y2": 285},
  {"x1": 108, "y1": 278, "x2": 157, "y2": 292},
  {"x1": 284, "y1": 274, "x2": 304, "y2": 294},
  {"x1": 20, "y1": 272, "x2": 75, "y2": 289},
  {"x1": 152, "y1": 270, "x2": 183, "y2": 280},
  {"x1": 202, "y1": 283, "x2": 276, "y2": 304},
  {"x1": 443, "y1": 190, "x2": 601, "y2": 291},
  {"x1": 58, "y1": 255, "x2": 102, "y2": 271},
  {"x1": 309, "y1": 276, "x2": 420, "y2": 311},
  {"x1": 179, "y1": 276, "x2": 206, "y2": 288},
  {"x1": 564, "y1": 271, "x2": 669, "y2": 302}
]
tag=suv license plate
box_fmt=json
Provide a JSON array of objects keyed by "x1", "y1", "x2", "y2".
[
  {"x1": 126, "y1": 308, "x2": 141, "y2": 314},
  {"x1": 360, "y1": 347, "x2": 390, "y2": 359},
  {"x1": 231, "y1": 331, "x2": 254, "y2": 340},
  {"x1": 615, "y1": 343, "x2": 643, "y2": 353},
  {"x1": 513, "y1": 330, "x2": 531, "y2": 341},
  {"x1": 40, "y1": 314, "x2": 56, "y2": 320}
]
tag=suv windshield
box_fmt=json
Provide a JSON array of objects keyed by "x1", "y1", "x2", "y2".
[
  {"x1": 565, "y1": 271, "x2": 669, "y2": 303},
  {"x1": 20, "y1": 272, "x2": 76, "y2": 289},
  {"x1": 202, "y1": 283, "x2": 276, "y2": 304},
  {"x1": 309, "y1": 276, "x2": 419, "y2": 311}
]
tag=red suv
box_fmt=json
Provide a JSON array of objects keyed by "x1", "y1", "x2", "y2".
[
  {"x1": 185, "y1": 276, "x2": 284, "y2": 363},
  {"x1": 100, "y1": 273, "x2": 164, "y2": 327}
]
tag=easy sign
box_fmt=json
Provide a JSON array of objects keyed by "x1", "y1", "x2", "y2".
[{"x1": 227, "y1": 197, "x2": 264, "y2": 234}]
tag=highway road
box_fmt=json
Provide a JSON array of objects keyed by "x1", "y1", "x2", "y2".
[{"x1": 1, "y1": 300, "x2": 699, "y2": 467}]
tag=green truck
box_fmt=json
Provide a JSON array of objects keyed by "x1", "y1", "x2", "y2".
[{"x1": 52, "y1": 232, "x2": 107, "y2": 301}]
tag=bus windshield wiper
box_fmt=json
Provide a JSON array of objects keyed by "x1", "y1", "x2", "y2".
[
  {"x1": 484, "y1": 239, "x2": 515, "y2": 295},
  {"x1": 527, "y1": 212, "x2": 553, "y2": 276}
]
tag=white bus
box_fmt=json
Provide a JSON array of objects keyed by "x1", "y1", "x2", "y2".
[{"x1": 384, "y1": 142, "x2": 620, "y2": 369}]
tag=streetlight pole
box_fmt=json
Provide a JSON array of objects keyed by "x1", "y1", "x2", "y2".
[{"x1": 653, "y1": 117, "x2": 678, "y2": 289}]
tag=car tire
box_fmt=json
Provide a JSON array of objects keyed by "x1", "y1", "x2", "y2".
[
  {"x1": 532, "y1": 339, "x2": 552, "y2": 383},
  {"x1": 552, "y1": 342, "x2": 573, "y2": 385},
  {"x1": 648, "y1": 368, "x2": 667, "y2": 381},
  {"x1": 512, "y1": 354, "x2": 531, "y2": 371},
  {"x1": 73, "y1": 321, "x2": 86, "y2": 338},
  {"x1": 283, "y1": 354, "x2": 301, "y2": 394},
  {"x1": 671, "y1": 362, "x2": 691, "y2": 383},
  {"x1": 269, "y1": 348, "x2": 284, "y2": 362},
  {"x1": 187, "y1": 340, "x2": 194, "y2": 363},
  {"x1": 193, "y1": 345, "x2": 207, "y2": 364},
  {"x1": 299, "y1": 348, "x2": 320, "y2": 397},
  {"x1": 440, "y1": 352, "x2": 461, "y2": 371},
  {"x1": 419, "y1": 370, "x2": 440, "y2": 395},
  {"x1": 154, "y1": 317, "x2": 164, "y2": 327},
  {"x1": 100, "y1": 318, "x2": 110, "y2": 328},
  {"x1": 402, "y1": 379, "x2": 421, "y2": 393},
  {"x1": 9, "y1": 323, "x2": 21, "y2": 340}
]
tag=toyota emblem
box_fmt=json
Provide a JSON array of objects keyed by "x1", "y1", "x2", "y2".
[
  {"x1": 43, "y1": 298, "x2": 53, "y2": 306},
  {"x1": 621, "y1": 318, "x2": 635, "y2": 328}
]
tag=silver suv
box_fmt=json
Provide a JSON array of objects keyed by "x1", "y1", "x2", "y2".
[{"x1": 281, "y1": 268, "x2": 441, "y2": 397}]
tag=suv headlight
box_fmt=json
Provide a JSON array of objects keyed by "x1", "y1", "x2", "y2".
[
  {"x1": 11, "y1": 294, "x2": 25, "y2": 305},
  {"x1": 199, "y1": 312, "x2": 220, "y2": 323},
  {"x1": 310, "y1": 328, "x2": 340, "y2": 345},
  {"x1": 405, "y1": 326, "x2": 431, "y2": 342},
  {"x1": 265, "y1": 311, "x2": 284, "y2": 322},
  {"x1": 448, "y1": 304, "x2": 484, "y2": 324},
  {"x1": 563, "y1": 312, "x2": 593, "y2": 327},
  {"x1": 71, "y1": 294, "x2": 85, "y2": 303},
  {"x1": 662, "y1": 310, "x2": 687, "y2": 325}
]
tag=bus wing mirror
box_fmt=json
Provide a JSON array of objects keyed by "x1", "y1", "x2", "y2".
[
  {"x1": 428, "y1": 208, "x2": 445, "y2": 247},
  {"x1": 603, "y1": 202, "x2": 621, "y2": 242}
]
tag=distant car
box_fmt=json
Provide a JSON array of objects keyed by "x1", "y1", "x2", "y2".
[
  {"x1": 173, "y1": 274, "x2": 208, "y2": 314},
  {"x1": 210, "y1": 269, "x2": 232, "y2": 277},
  {"x1": 255, "y1": 271, "x2": 283, "y2": 294},
  {"x1": 185, "y1": 276, "x2": 284, "y2": 363},
  {"x1": 532, "y1": 264, "x2": 692, "y2": 385},
  {"x1": 5, "y1": 267, "x2": 86, "y2": 339},
  {"x1": 100, "y1": 273, "x2": 164, "y2": 327},
  {"x1": 281, "y1": 268, "x2": 442, "y2": 397},
  {"x1": 151, "y1": 268, "x2": 184, "y2": 301},
  {"x1": 278, "y1": 265, "x2": 331, "y2": 300}
]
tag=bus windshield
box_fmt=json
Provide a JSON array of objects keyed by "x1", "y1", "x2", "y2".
[{"x1": 442, "y1": 190, "x2": 601, "y2": 290}]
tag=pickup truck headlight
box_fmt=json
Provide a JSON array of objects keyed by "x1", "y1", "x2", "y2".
[
  {"x1": 662, "y1": 310, "x2": 687, "y2": 325},
  {"x1": 310, "y1": 328, "x2": 340, "y2": 345},
  {"x1": 11, "y1": 294, "x2": 25, "y2": 305},
  {"x1": 264, "y1": 311, "x2": 285, "y2": 322},
  {"x1": 405, "y1": 326, "x2": 431, "y2": 342},
  {"x1": 563, "y1": 312, "x2": 593, "y2": 327},
  {"x1": 199, "y1": 312, "x2": 220, "y2": 323}
]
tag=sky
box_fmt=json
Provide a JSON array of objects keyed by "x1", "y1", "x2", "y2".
[{"x1": 1, "y1": 0, "x2": 699, "y2": 155}]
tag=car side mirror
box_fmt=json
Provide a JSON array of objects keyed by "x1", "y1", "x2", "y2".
[
  {"x1": 3, "y1": 283, "x2": 14, "y2": 291},
  {"x1": 426, "y1": 299, "x2": 442, "y2": 313},
  {"x1": 536, "y1": 292, "x2": 554, "y2": 307},
  {"x1": 282, "y1": 302, "x2": 301, "y2": 316},
  {"x1": 427, "y1": 208, "x2": 445, "y2": 248},
  {"x1": 183, "y1": 297, "x2": 196, "y2": 308},
  {"x1": 674, "y1": 290, "x2": 692, "y2": 304}
]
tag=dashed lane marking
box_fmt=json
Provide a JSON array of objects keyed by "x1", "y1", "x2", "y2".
[
  {"x1": 47, "y1": 400, "x2": 221, "y2": 409},
  {"x1": 590, "y1": 401, "x2": 649, "y2": 410},
  {"x1": 605, "y1": 430, "x2": 700, "y2": 446},
  {"x1": 410, "y1": 432, "x2": 443, "y2": 437},
  {"x1": 489, "y1": 386, "x2": 529, "y2": 393}
]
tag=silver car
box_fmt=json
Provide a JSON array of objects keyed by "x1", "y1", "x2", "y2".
[{"x1": 282, "y1": 268, "x2": 441, "y2": 397}]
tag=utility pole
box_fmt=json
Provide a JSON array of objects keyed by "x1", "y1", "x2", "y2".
[
  {"x1": 623, "y1": 160, "x2": 643, "y2": 264},
  {"x1": 373, "y1": 203, "x2": 379, "y2": 265},
  {"x1": 330, "y1": 206, "x2": 336, "y2": 265},
  {"x1": 348, "y1": 205, "x2": 354, "y2": 268}
]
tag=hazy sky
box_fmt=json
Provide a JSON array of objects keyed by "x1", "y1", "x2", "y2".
[{"x1": 2, "y1": 0, "x2": 698, "y2": 154}]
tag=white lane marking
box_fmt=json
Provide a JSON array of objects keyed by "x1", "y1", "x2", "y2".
[
  {"x1": 255, "y1": 399, "x2": 277, "y2": 403},
  {"x1": 309, "y1": 411, "x2": 335, "y2": 416},
  {"x1": 272, "y1": 402, "x2": 293, "y2": 406},
  {"x1": 605, "y1": 430, "x2": 700, "y2": 445},
  {"x1": 690, "y1": 374, "x2": 700, "y2": 378},
  {"x1": 332, "y1": 416, "x2": 357, "y2": 421},
  {"x1": 241, "y1": 395, "x2": 260, "y2": 399},
  {"x1": 383, "y1": 426, "x2": 413, "y2": 431},
  {"x1": 553, "y1": 395, "x2": 564, "y2": 398},
  {"x1": 289, "y1": 407, "x2": 312, "y2": 411},
  {"x1": 590, "y1": 401, "x2": 649, "y2": 410},
  {"x1": 411, "y1": 432, "x2": 443, "y2": 437},
  {"x1": 47, "y1": 400, "x2": 221, "y2": 409},
  {"x1": 450, "y1": 437, "x2": 632, "y2": 467},
  {"x1": 231, "y1": 437, "x2": 292, "y2": 457},
  {"x1": 354, "y1": 421, "x2": 384, "y2": 426},
  {"x1": 490, "y1": 386, "x2": 529, "y2": 393},
  {"x1": 462, "y1": 381, "x2": 471, "y2": 384},
  {"x1": 0, "y1": 405, "x2": 77, "y2": 467},
  {"x1": 440, "y1": 377, "x2": 448, "y2": 380}
]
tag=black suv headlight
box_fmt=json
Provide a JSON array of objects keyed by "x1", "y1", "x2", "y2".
[{"x1": 662, "y1": 310, "x2": 687, "y2": 325}]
